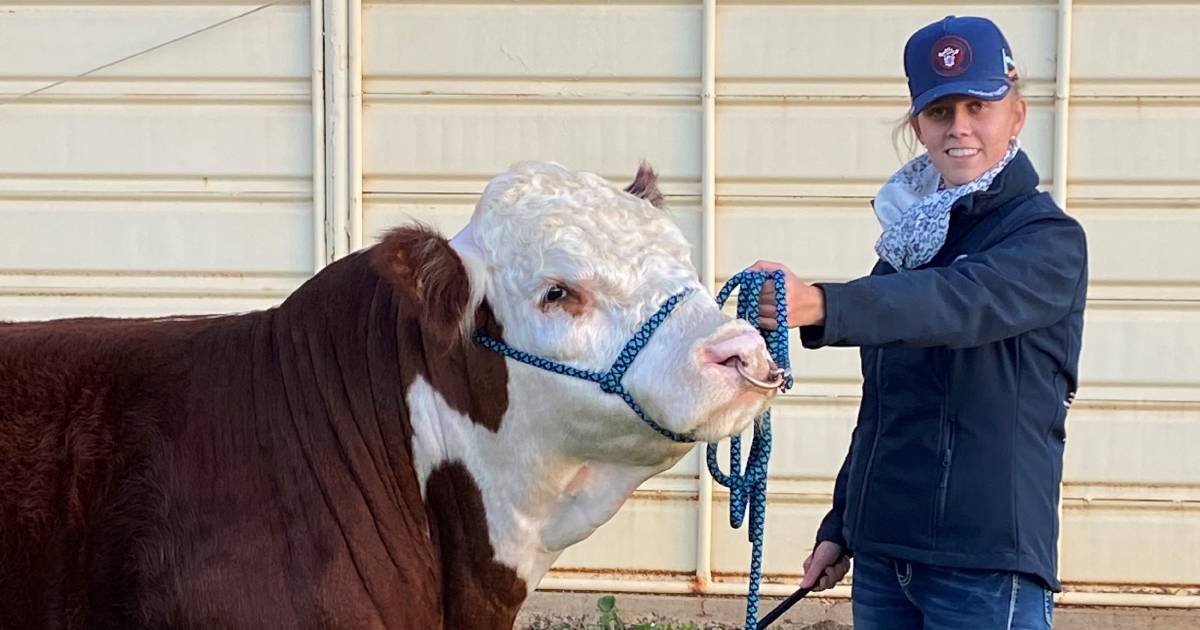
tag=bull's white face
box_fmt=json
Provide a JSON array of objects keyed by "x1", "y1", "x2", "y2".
[{"x1": 450, "y1": 161, "x2": 777, "y2": 463}]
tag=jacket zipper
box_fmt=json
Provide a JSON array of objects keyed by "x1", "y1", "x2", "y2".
[{"x1": 936, "y1": 419, "x2": 955, "y2": 527}]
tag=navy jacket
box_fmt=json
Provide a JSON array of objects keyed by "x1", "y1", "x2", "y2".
[{"x1": 804, "y1": 151, "x2": 1087, "y2": 591}]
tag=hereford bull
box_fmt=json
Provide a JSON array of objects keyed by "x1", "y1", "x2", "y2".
[{"x1": 0, "y1": 161, "x2": 778, "y2": 629}]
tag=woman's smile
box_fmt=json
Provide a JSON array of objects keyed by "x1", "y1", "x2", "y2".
[{"x1": 946, "y1": 147, "x2": 982, "y2": 158}]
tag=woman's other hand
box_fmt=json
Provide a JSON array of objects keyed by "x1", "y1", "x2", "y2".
[
  {"x1": 748, "y1": 260, "x2": 826, "y2": 329},
  {"x1": 799, "y1": 540, "x2": 850, "y2": 592}
]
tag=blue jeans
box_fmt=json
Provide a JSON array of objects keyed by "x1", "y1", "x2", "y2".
[{"x1": 851, "y1": 552, "x2": 1054, "y2": 630}]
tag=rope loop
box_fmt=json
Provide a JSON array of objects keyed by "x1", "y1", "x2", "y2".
[{"x1": 706, "y1": 269, "x2": 793, "y2": 630}]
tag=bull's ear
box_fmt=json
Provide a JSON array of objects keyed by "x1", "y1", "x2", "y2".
[
  {"x1": 624, "y1": 161, "x2": 665, "y2": 209},
  {"x1": 371, "y1": 225, "x2": 471, "y2": 341}
]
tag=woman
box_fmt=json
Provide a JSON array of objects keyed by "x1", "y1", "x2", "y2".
[{"x1": 753, "y1": 16, "x2": 1087, "y2": 629}]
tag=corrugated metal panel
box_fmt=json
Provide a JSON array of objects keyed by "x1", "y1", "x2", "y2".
[
  {"x1": 1057, "y1": 0, "x2": 1200, "y2": 592},
  {"x1": 0, "y1": 2, "x2": 313, "y2": 319},
  {"x1": 367, "y1": 1, "x2": 1200, "y2": 602},
  {"x1": 360, "y1": 1, "x2": 704, "y2": 247}
]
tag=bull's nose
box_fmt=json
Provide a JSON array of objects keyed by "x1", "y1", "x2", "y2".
[
  {"x1": 699, "y1": 326, "x2": 783, "y2": 392},
  {"x1": 699, "y1": 329, "x2": 767, "y2": 369}
]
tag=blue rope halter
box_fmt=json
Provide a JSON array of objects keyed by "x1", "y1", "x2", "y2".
[
  {"x1": 474, "y1": 272, "x2": 792, "y2": 630},
  {"x1": 708, "y1": 270, "x2": 793, "y2": 630},
  {"x1": 475, "y1": 289, "x2": 698, "y2": 443}
]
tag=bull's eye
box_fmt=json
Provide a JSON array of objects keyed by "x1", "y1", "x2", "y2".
[{"x1": 545, "y1": 285, "x2": 568, "y2": 303}]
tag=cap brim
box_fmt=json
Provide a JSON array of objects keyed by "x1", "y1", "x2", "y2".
[{"x1": 911, "y1": 78, "x2": 1012, "y2": 115}]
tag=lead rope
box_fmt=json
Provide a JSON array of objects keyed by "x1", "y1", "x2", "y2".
[{"x1": 708, "y1": 270, "x2": 794, "y2": 630}]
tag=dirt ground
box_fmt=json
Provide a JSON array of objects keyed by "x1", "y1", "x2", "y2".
[{"x1": 516, "y1": 591, "x2": 1200, "y2": 630}]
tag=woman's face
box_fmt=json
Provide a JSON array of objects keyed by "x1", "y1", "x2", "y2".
[{"x1": 911, "y1": 92, "x2": 1027, "y2": 186}]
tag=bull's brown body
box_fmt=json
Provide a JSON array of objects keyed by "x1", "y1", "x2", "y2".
[{"x1": 0, "y1": 229, "x2": 523, "y2": 629}]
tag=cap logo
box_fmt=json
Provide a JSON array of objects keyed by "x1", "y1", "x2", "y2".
[{"x1": 930, "y1": 35, "x2": 972, "y2": 76}]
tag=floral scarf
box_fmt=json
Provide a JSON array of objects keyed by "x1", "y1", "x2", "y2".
[{"x1": 873, "y1": 139, "x2": 1020, "y2": 270}]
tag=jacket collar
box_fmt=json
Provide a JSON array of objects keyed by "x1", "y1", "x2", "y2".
[{"x1": 952, "y1": 149, "x2": 1040, "y2": 218}]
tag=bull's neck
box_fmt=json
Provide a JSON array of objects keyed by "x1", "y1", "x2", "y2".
[{"x1": 406, "y1": 371, "x2": 686, "y2": 597}]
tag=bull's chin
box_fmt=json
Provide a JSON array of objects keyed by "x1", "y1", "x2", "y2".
[{"x1": 683, "y1": 393, "x2": 773, "y2": 443}]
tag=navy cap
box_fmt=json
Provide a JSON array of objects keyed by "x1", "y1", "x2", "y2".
[{"x1": 904, "y1": 16, "x2": 1019, "y2": 115}]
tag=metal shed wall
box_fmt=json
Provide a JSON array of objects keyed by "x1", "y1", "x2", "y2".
[{"x1": 2, "y1": 0, "x2": 1196, "y2": 607}]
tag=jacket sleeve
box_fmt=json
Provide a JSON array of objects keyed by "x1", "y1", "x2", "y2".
[
  {"x1": 815, "y1": 436, "x2": 852, "y2": 552},
  {"x1": 801, "y1": 215, "x2": 1087, "y2": 350}
]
